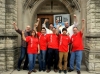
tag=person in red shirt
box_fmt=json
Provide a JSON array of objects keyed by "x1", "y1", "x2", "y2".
[
  {"x1": 58, "y1": 28, "x2": 70, "y2": 74},
  {"x1": 22, "y1": 30, "x2": 40, "y2": 74},
  {"x1": 46, "y1": 27, "x2": 59, "y2": 73},
  {"x1": 68, "y1": 19, "x2": 85, "y2": 74},
  {"x1": 37, "y1": 27, "x2": 48, "y2": 71}
]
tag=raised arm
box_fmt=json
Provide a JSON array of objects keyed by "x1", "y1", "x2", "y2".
[
  {"x1": 34, "y1": 18, "x2": 40, "y2": 28},
  {"x1": 42, "y1": 19, "x2": 48, "y2": 28},
  {"x1": 42, "y1": 19, "x2": 53, "y2": 34},
  {"x1": 12, "y1": 22, "x2": 18, "y2": 30},
  {"x1": 22, "y1": 31, "x2": 26, "y2": 41},
  {"x1": 73, "y1": 14, "x2": 78, "y2": 26},
  {"x1": 12, "y1": 22, "x2": 22, "y2": 35},
  {"x1": 33, "y1": 18, "x2": 40, "y2": 32},
  {"x1": 81, "y1": 19, "x2": 85, "y2": 33}
]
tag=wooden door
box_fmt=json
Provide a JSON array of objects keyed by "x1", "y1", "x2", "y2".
[{"x1": 37, "y1": 14, "x2": 53, "y2": 32}]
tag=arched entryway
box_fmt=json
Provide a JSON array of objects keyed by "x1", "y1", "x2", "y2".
[{"x1": 22, "y1": 0, "x2": 81, "y2": 29}]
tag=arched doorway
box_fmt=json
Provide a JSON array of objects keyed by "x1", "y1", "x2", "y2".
[
  {"x1": 26, "y1": 0, "x2": 81, "y2": 28},
  {"x1": 36, "y1": 0, "x2": 70, "y2": 31}
]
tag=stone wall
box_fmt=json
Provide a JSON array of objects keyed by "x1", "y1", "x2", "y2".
[
  {"x1": 0, "y1": 0, "x2": 19, "y2": 72},
  {"x1": 84, "y1": 0, "x2": 100, "y2": 73}
]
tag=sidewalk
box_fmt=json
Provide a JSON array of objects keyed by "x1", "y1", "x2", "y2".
[{"x1": 1, "y1": 65, "x2": 93, "y2": 74}]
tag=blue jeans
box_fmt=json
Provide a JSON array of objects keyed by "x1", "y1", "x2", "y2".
[
  {"x1": 38, "y1": 50, "x2": 46, "y2": 70},
  {"x1": 70, "y1": 50, "x2": 83, "y2": 71},
  {"x1": 28, "y1": 54, "x2": 37, "y2": 71},
  {"x1": 18, "y1": 46, "x2": 28, "y2": 69}
]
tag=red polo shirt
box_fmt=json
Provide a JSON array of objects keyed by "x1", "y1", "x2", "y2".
[
  {"x1": 47, "y1": 34, "x2": 59, "y2": 49},
  {"x1": 71, "y1": 31, "x2": 84, "y2": 52},
  {"x1": 37, "y1": 32, "x2": 48, "y2": 50},
  {"x1": 59, "y1": 34, "x2": 70, "y2": 52},
  {"x1": 26, "y1": 36, "x2": 39, "y2": 54}
]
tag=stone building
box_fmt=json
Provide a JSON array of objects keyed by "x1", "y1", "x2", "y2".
[{"x1": 0, "y1": 0, "x2": 100, "y2": 73}]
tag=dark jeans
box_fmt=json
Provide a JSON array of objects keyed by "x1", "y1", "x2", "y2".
[
  {"x1": 28, "y1": 54, "x2": 37, "y2": 71},
  {"x1": 18, "y1": 46, "x2": 28, "y2": 69},
  {"x1": 47, "y1": 48, "x2": 59, "y2": 70},
  {"x1": 38, "y1": 50, "x2": 46, "y2": 70}
]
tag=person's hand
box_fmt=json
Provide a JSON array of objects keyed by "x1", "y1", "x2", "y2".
[
  {"x1": 12, "y1": 22, "x2": 16, "y2": 26},
  {"x1": 82, "y1": 19, "x2": 85, "y2": 23},
  {"x1": 37, "y1": 18, "x2": 40, "y2": 21},
  {"x1": 38, "y1": 50, "x2": 40, "y2": 54},
  {"x1": 22, "y1": 31, "x2": 24, "y2": 34},
  {"x1": 44, "y1": 19, "x2": 48, "y2": 23},
  {"x1": 34, "y1": 23, "x2": 38, "y2": 28},
  {"x1": 74, "y1": 14, "x2": 76, "y2": 18},
  {"x1": 58, "y1": 24, "x2": 62, "y2": 29}
]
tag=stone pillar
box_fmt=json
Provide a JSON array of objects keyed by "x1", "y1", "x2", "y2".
[
  {"x1": 5, "y1": 0, "x2": 19, "y2": 71},
  {"x1": 0, "y1": 0, "x2": 19, "y2": 72},
  {"x1": 85, "y1": 0, "x2": 100, "y2": 73},
  {"x1": 0, "y1": 0, "x2": 6, "y2": 72}
]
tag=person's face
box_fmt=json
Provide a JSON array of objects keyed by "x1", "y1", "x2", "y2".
[
  {"x1": 49, "y1": 24, "x2": 53, "y2": 29},
  {"x1": 73, "y1": 28, "x2": 78, "y2": 34},
  {"x1": 41, "y1": 29, "x2": 46, "y2": 34},
  {"x1": 65, "y1": 22, "x2": 69, "y2": 28},
  {"x1": 56, "y1": 20, "x2": 59, "y2": 23},
  {"x1": 45, "y1": 19, "x2": 49, "y2": 22},
  {"x1": 63, "y1": 31, "x2": 67, "y2": 35},
  {"x1": 31, "y1": 31, "x2": 35, "y2": 36},
  {"x1": 26, "y1": 26, "x2": 31, "y2": 32},
  {"x1": 52, "y1": 28, "x2": 56, "y2": 33}
]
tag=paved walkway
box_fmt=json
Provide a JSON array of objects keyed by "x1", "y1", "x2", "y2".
[{"x1": 1, "y1": 65, "x2": 93, "y2": 74}]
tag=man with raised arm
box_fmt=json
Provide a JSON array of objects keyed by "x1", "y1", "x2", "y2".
[
  {"x1": 59, "y1": 14, "x2": 78, "y2": 37},
  {"x1": 42, "y1": 19, "x2": 53, "y2": 34},
  {"x1": 12, "y1": 18, "x2": 40, "y2": 71},
  {"x1": 68, "y1": 19, "x2": 85, "y2": 74}
]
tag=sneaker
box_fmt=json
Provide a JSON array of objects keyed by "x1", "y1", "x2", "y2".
[
  {"x1": 59, "y1": 70, "x2": 62, "y2": 73},
  {"x1": 54, "y1": 69, "x2": 58, "y2": 72},
  {"x1": 46, "y1": 69, "x2": 51, "y2": 73},
  {"x1": 64, "y1": 70, "x2": 67, "y2": 74},
  {"x1": 17, "y1": 67, "x2": 20, "y2": 71},
  {"x1": 43, "y1": 69, "x2": 46, "y2": 72},
  {"x1": 39, "y1": 69, "x2": 42, "y2": 72},
  {"x1": 32, "y1": 69, "x2": 37, "y2": 72},
  {"x1": 28, "y1": 71, "x2": 32, "y2": 74},
  {"x1": 23, "y1": 67, "x2": 28, "y2": 70},
  {"x1": 77, "y1": 71, "x2": 81, "y2": 74},
  {"x1": 68, "y1": 69, "x2": 74, "y2": 72}
]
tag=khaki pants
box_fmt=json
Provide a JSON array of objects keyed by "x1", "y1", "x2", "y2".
[{"x1": 58, "y1": 52, "x2": 68, "y2": 70}]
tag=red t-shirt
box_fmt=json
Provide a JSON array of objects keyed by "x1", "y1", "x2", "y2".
[
  {"x1": 71, "y1": 31, "x2": 84, "y2": 52},
  {"x1": 59, "y1": 34, "x2": 70, "y2": 52},
  {"x1": 26, "y1": 36, "x2": 39, "y2": 54},
  {"x1": 37, "y1": 32, "x2": 48, "y2": 50},
  {"x1": 47, "y1": 34, "x2": 59, "y2": 49}
]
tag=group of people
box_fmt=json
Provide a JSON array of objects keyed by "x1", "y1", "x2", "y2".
[{"x1": 12, "y1": 15, "x2": 85, "y2": 74}]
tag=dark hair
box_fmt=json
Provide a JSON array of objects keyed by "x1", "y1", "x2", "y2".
[
  {"x1": 49, "y1": 23, "x2": 54, "y2": 26},
  {"x1": 41, "y1": 27, "x2": 46, "y2": 31},
  {"x1": 62, "y1": 28, "x2": 67, "y2": 32},
  {"x1": 30, "y1": 30, "x2": 38, "y2": 38},
  {"x1": 53, "y1": 27, "x2": 56, "y2": 29}
]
